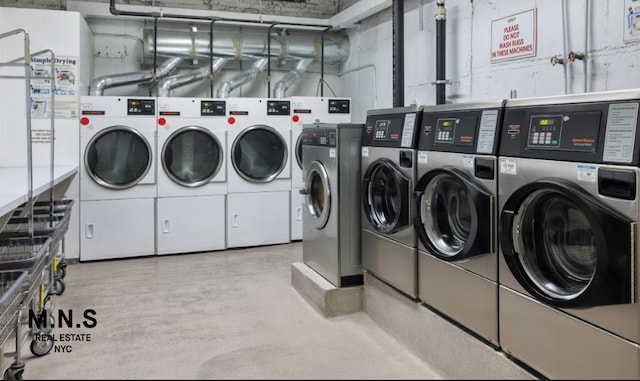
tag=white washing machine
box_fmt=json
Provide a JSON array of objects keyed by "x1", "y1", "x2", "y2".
[
  {"x1": 156, "y1": 97, "x2": 227, "y2": 255},
  {"x1": 290, "y1": 97, "x2": 352, "y2": 241},
  {"x1": 360, "y1": 106, "x2": 422, "y2": 298},
  {"x1": 225, "y1": 97, "x2": 291, "y2": 248},
  {"x1": 79, "y1": 96, "x2": 156, "y2": 261},
  {"x1": 498, "y1": 90, "x2": 640, "y2": 379},
  {"x1": 414, "y1": 101, "x2": 504, "y2": 347},
  {"x1": 299, "y1": 123, "x2": 363, "y2": 287}
]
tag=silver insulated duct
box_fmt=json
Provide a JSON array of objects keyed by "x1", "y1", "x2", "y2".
[
  {"x1": 143, "y1": 29, "x2": 349, "y2": 65},
  {"x1": 217, "y1": 58, "x2": 268, "y2": 98},
  {"x1": 157, "y1": 57, "x2": 229, "y2": 97},
  {"x1": 89, "y1": 56, "x2": 184, "y2": 96},
  {"x1": 273, "y1": 58, "x2": 313, "y2": 98}
]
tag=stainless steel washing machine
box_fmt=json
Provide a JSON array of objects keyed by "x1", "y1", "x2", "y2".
[
  {"x1": 300, "y1": 123, "x2": 364, "y2": 287},
  {"x1": 414, "y1": 100, "x2": 504, "y2": 347},
  {"x1": 498, "y1": 89, "x2": 640, "y2": 379},
  {"x1": 361, "y1": 106, "x2": 422, "y2": 298}
]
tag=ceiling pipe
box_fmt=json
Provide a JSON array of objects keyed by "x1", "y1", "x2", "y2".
[
  {"x1": 89, "y1": 56, "x2": 184, "y2": 96},
  {"x1": 143, "y1": 29, "x2": 349, "y2": 66},
  {"x1": 157, "y1": 57, "x2": 229, "y2": 97},
  {"x1": 109, "y1": 0, "x2": 329, "y2": 29},
  {"x1": 435, "y1": 0, "x2": 447, "y2": 105},
  {"x1": 217, "y1": 58, "x2": 269, "y2": 98},
  {"x1": 392, "y1": 0, "x2": 404, "y2": 107},
  {"x1": 273, "y1": 58, "x2": 314, "y2": 98}
]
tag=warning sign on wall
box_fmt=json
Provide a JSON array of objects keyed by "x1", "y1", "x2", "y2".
[
  {"x1": 624, "y1": 0, "x2": 640, "y2": 43},
  {"x1": 490, "y1": 8, "x2": 537, "y2": 63}
]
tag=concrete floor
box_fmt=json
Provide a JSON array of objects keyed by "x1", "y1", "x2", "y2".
[{"x1": 17, "y1": 242, "x2": 444, "y2": 380}]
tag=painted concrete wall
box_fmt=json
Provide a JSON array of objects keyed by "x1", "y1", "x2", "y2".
[
  {"x1": 340, "y1": 0, "x2": 640, "y2": 124},
  {"x1": 0, "y1": 7, "x2": 92, "y2": 261}
]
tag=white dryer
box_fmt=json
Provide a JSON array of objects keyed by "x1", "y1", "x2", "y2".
[
  {"x1": 156, "y1": 97, "x2": 227, "y2": 255},
  {"x1": 498, "y1": 90, "x2": 640, "y2": 379},
  {"x1": 79, "y1": 96, "x2": 156, "y2": 261},
  {"x1": 290, "y1": 96, "x2": 352, "y2": 241},
  {"x1": 225, "y1": 97, "x2": 291, "y2": 248}
]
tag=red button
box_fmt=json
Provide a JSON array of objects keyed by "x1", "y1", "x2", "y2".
[
  {"x1": 80, "y1": 117, "x2": 90, "y2": 125},
  {"x1": 228, "y1": 117, "x2": 236, "y2": 125},
  {"x1": 292, "y1": 115, "x2": 300, "y2": 123},
  {"x1": 158, "y1": 117, "x2": 166, "y2": 126}
]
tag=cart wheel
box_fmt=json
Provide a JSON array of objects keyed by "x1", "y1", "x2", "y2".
[
  {"x1": 56, "y1": 266, "x2": 66, "y2": 279},
  {"x1": 53, "y1": 279, "x2": 65, "y2": 295},
  {"x1": 4, "y1": 362, "x2": 25, "y2": 380},
  {"x1": 30, "y1": 337, "x2": 53, "y2": 357}
]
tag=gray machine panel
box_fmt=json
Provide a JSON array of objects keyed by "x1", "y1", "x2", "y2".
[{"x1": 301, "y1": 123, "x2": 364, "y2": 287}]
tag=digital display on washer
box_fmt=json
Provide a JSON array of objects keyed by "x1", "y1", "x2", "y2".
[
  {"x1": 127, "y1": 99, "x2": 155, "y2": 116},
  {"x1": 200, "y1": 100, "x2": 226, "y2": 116},
  {"x1": 527, "y1": 115, "x2": 562, "y2": 148},
  {"x1": 373, "y1": 117, "x2": 402, "y2": 142},
  {"x1": 433, "y1": 116, "x2": 477, "y2": 146},
  {"x1": 300, "y1": 129, "x2": 336, "y2": 147},
  {"x1": 526, "y1": 112, "x2": 600, "y2": 152},
  {"x1": 267, "y1": 100, "x2": 291, "y2": 115}
]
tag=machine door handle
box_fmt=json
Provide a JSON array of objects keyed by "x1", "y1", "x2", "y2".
[
  {"x1": 232, "y1": 213, "x2": 240, "y2": 227},
  {"x1": 299, "y1": 188, "x2": 308, "y2": 195},
  {"x1": 162, "y1": 218, "x2": 170, "y2": 234}
]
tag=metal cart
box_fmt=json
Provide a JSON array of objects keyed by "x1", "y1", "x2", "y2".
[
  {"x1": 0, "y1": 270, "x2": 28, "y2": 380},
  {"x1": 0, "y1": 236, "x2": 55, "y2": 363},
  {"x1": 3, "y1": 199, "x2": 74, "y2": 294}
]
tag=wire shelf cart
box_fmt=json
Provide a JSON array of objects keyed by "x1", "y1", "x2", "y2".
[{"x1": 0, "y1": 270, "x2": 28, "y2": 380}]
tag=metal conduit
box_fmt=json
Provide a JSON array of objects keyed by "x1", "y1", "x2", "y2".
[
  {"x1": 157, "y1": 57, "x2": 228, "y2": 97},
  {"x1": 273, "y1": 58, "x2": 314, "y2": 98},
  {"x1": 217, "y1": 58, "x2": 269, "y2": 98},
  {"x1": 89, "y1": 56, "x2": 184, "y2": 96},
  {"x1": 142, "y1": 30, "x2": 349, "y2": 66}
]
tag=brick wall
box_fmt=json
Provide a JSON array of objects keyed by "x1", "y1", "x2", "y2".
[{"x1": 0, "y1": 0, "x2": 341, "y2": 18}]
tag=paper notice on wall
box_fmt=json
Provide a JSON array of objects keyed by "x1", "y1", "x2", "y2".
[
  {"x1": 624, "y1": 0, "x2": 640, "y2": 43},
  {"x1": 30, "y1": 55, "x2": 79, "y2": 119},
  {"x1": 490, "y1": 8, "x2": 537, "y2": 63}
]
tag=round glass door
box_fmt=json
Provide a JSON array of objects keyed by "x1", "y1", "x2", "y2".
[
  {"x1": 421, "y1": 173, "x2": 472, "y2": 257},
  {"x1": 295, "y1": 133, "x2": 304, "y2": 170},
  {"x1": 305, "y1": 161, "x2": 331, "y2": 229},
  {"x1": 501, "y1": 180, "x2": 633, "y2": 307},
  {"x1": 231, "y1": 125, "x2": 288, "y2": 183},
  {"x1": 362, "y1": 160, "x2": 408, "y2": 234},
  {"x1": 162, "y1": 126, "x2": 223, "y2": 187},
  {"x1": 512, "y1": 189, "x2": 597, "y2": 301},
  {"x1": 84, "y1": 126, "x2": 152, "y2": 189}
]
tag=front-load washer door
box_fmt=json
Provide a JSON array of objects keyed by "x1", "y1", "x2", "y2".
[
  {"x1": 362, "y1": 158, "x2": 410, "y2": 234},
  {"x1": 84, "y1": 125, "x2": 152, "y2": 189},
  {"x1": 295, "y1": 132, "x2": 304, "y2": 170},
  {"x1": 500, "y1": 179, "x2": 633, "y2": 308},
  {"x1": 303, "y1": 160, "x2": 331, "y2": 229},
  {"x1": 231, "y1": 125, "x2": 288, "y2": 183},
  {"x1": 414, "y1": 167, "x2": 492, "y2": 261},
  {"x1": 162, "y1": 126, "x2": 223, "y2": 187}
]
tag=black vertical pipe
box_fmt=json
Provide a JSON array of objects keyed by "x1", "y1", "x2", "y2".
[
  {"x1": 435, "y1": 0, "x2": 446, "y2": 105},
  {"x1": 392, "y1": 0, "x2": 404, "y2": 107},
  {"x1": 152, "y1": 17, "x2": 158, "y2": 96}
]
